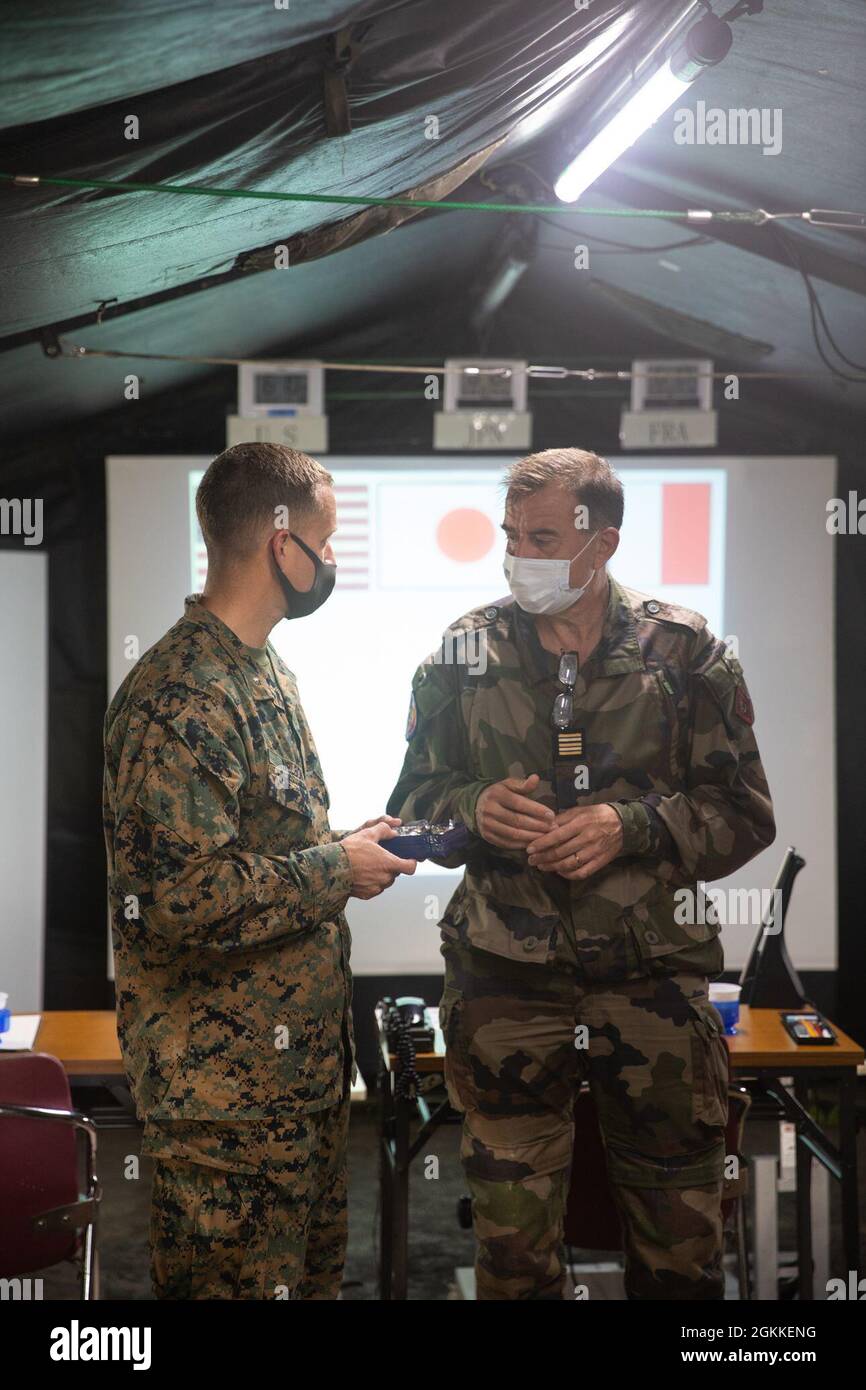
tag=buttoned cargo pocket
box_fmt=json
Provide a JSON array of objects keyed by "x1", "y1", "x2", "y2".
[
  {"x1": 135, "y1": 729, "x2": 240, "y2": 855},
  {"x1": 167, "y1": 708, "x2": 247, "y2": 794},
  {"x1": 688, "y1": 999, "x2": 729, "y2": 1130},
  {"x1": 438, "y1": 985, "x2": 476, "y2": 1114},
  {"x1": 626, "y1": 913, "x2": 684, "y2": 961},
  {"x1": 460, "y1": 1116, "x2": 574, "y2": 1184},
  {"x1": 265, "y1": 762, "x2": 313, "y2": 820},
  {"x1": 462, "y1": 869, "x2": 561, "y2": 964},
  {"x1": 626, "y1": 914, "x2": 725, "y2": 983},
  {"x1": 625, "y1": 878, "x2": 724, "y2": 970}
]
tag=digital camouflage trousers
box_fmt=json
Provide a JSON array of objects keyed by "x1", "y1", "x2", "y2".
[{"x1": 148, "y1": 1096, "x2": 350, "y2": 1300}]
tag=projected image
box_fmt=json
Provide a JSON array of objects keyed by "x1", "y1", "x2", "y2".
[
  {"x1": 611, "y1": 470, "x2": 726, "y2": 630},
  {"x1": 188, "y1": 466, "x2": 725, "y2": 839}
]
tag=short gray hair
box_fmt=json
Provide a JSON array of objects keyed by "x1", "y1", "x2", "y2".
[{"x1": 505, "y1": 448, "x2": 624, "y2": 530}]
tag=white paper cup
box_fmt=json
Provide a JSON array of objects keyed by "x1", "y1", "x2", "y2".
[{"x1": 709, "y1": 983, "x2": 741, "y2": 1002}]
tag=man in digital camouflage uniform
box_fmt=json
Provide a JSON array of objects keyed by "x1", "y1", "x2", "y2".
[
  {"x1": 388, "y1": 447, "x2": 775, "y2": 1301},
  {"x1": 104, "y1": 443, "x2": 415, "y2": 1299}
]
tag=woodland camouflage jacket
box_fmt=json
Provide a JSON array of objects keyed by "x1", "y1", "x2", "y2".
[{"x1": 388, "y1": 575, "x2": 776, "y2": 981}]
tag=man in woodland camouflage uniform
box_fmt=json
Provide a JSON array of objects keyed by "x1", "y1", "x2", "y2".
[
  {"x1": 388, "y1": 448, "x2": 774, "y2": 1300},
  {"x1": 104, "y1": 443, "x2": 415, "y2": 1299}
]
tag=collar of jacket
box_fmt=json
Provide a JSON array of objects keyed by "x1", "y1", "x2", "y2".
[
  {"x1": 511, "y1": 574, "x2": 645, "y2": 685},
  {"x1": 182, "y1": 593, "x2": 277, "y2": 695}
]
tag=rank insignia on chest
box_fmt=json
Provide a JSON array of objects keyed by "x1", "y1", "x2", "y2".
[
  {"x1": 405, "y1": 690, "x2": 418, "y2": 740},
  {"x1": 734, "y1": 685, "x2": 754, "y2": 726},
  {"x1": 551, "y1": 728, "x2": 588, "y2": 811},
  {"x1": 554, "y1": 730, "x2": 584, "y2": 759}
]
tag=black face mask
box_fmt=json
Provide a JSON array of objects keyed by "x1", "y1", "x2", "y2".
[{"x1": 274, "y1": 532, "x2": 336, "y2": 619}]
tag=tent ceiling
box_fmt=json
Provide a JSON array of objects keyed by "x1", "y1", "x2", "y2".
[{"x1": 1, "y1": 0, "x2": 864, "y2": 442}]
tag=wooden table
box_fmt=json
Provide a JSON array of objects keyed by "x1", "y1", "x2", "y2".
[
  {"x1": 726, "y1": 1004, "x2": 864, "y2": 1070},
  {"x1": 378, "y1": 1005, "x2": 864, "y2": 1301},
  {"x1": 726, "y1": 1005, "x2": 863, "y2": 1299},
  {"x1": 31, "y1": 1011, "x2": 125, "y2": 1079}
]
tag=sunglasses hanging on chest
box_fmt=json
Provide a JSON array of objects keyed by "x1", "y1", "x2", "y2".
[{"x1": 550, "y1": 651, "x2": 589, "y2": 811}]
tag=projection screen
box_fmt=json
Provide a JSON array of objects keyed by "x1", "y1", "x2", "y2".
[{"x1": 106, "y1": 454, "x2": 836, "y2": 978}]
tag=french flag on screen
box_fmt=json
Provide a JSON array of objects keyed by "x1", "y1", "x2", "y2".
[
  {"x1": 661, "y1": 482, "x2": 711, "y2": 583},
  {"x1": 612, "y1": 470, "x2": 725, "y2": 632}
]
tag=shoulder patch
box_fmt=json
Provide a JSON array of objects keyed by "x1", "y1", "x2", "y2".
[
  {"x1": 734, "y1": 685, "x2": 755, "y2": 725},
  {"x1": 405, "y1": 690, "x2": 418, "y2": 740}
]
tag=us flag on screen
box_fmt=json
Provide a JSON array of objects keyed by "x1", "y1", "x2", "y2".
[{"x1": 332, "y1": 483, "x2": 370, "y2": 590}]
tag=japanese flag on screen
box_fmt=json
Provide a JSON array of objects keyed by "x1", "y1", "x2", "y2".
[{"x1": 375, "y1": 479, "x2": 506, "y2": 590}]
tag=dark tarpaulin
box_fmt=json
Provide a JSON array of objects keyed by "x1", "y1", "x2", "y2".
[
  {"x1": 0, "y1": 0, "x2": 697, "y2": 337},
  {"x1": 1, "y1": 0, "x2": 401, "y2": 128}
]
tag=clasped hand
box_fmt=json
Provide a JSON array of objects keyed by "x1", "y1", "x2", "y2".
[{"x1": 475, "y1": 775, "x2": 623, "y2": 880}]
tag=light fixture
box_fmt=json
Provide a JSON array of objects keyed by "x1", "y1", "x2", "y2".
[
  {"x1": 554, "y1": 11, "x2": 734, "y2": 203},
  {"x1": 227, "y1": 361, "x2": 329, "y2": 451},
  {"x1": 434, "y1": 358, "x2": 532, "y2": 450},
  {"x1": 620, "y1": 356, "x2": 718, "y2": 449}
]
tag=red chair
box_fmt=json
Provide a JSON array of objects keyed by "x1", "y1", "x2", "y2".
[
  {"x1": 564, "y1": 1043, "x2": 752, "y2": 1297},
  {"x1": 0, "y1": 1052, "x2": 101, "y2": 1299}
]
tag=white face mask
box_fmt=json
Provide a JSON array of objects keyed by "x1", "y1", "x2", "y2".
[{"x1": 503, "y1": 533, "x2": 598, "y2": 615}]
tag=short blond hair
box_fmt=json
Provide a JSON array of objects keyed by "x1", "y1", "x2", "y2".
[
  {"x1": 196, "y1": 442, "x2": 333, "y2": 564},
  {"x1": 505, "y1": 448, "x2": 623, "y2": 530}
]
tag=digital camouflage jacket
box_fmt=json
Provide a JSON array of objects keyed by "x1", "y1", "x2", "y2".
[{"x1": 104, "y1": 597, "x2": 355, "y2": 1132}]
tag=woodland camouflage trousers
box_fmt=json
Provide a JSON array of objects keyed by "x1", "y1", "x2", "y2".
[{"x1": 439, "y1": 942, "x2": 730, "y2": 1301}]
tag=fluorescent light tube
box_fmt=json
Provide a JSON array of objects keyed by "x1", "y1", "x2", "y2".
[
  {"x1": 554, "y1": 61, "x2": 690, "y2": 203},
  {"x1": 554, "y1": 13, "x2": 734, "y2": 204}
]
